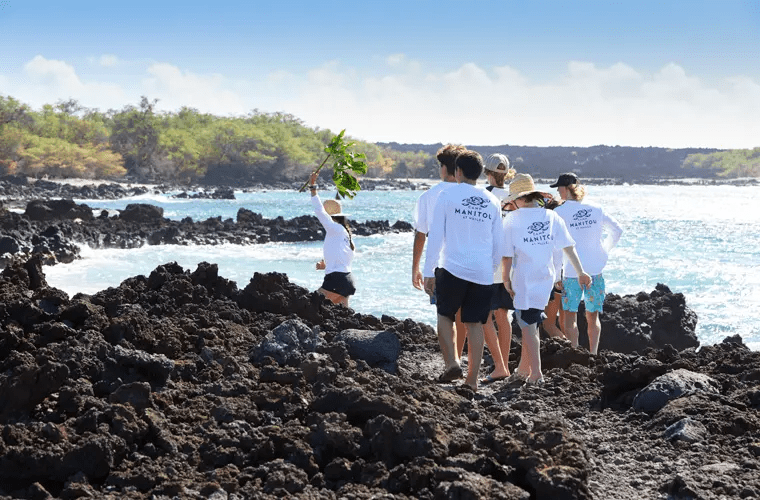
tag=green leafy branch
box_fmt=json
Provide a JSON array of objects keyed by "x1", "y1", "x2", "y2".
[{"x1": 298, "y1": 129, "x2": 367, "y2": 198}]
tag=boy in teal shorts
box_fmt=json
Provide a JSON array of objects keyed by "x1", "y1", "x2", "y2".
[
  {"x1": 553, "y1": 172, "x2": 622, "y2": 354},
  {"x1": 562, "y1": 274, "x2": 606, "y2": 315}
]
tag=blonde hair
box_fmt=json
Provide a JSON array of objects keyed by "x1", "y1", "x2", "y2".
[
  {"x1": 487, "y1": 170, "x2": 516, "y2": 188},
  {"x1": 567, "y1": 183, "x2": 586, "y2": 201}
]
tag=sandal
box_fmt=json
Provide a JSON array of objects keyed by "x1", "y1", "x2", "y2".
[{"x1": 479, "y1": 374, "x2": 508, "y2": 385}]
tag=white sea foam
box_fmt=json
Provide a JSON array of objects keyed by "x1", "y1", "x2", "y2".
[{"x1": 44, "y1": 184, "x2": 760, "y2": 348}]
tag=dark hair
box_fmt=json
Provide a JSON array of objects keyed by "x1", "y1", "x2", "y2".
[
  {"x1": 455, "y1": 150, "x2": 484, "y2": 181},
  {"x1": 518, "y1": 192, "x2": 545, "y2": 204},
  {"x1": 332, "y1": 216, "x2": 355, "y2": 251},
  {"x1": 436, "y1": 144, "x2": 466, "y2": 177},
  {"x1": 542, "y1": 197, "x2": 562, "y2": 210}
]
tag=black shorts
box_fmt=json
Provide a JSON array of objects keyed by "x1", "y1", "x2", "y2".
[
  {"x1": 434, "y1": 268, "x2": 492, "y2": 324},
  {"x1": 490, "y1": 283, "x2": 515, "y2": 311},
  {"x1": 321, "y1": 272, "x2": 356, "y2": 297}
]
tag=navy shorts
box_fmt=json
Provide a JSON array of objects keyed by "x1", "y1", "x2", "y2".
[
  {"x1": 321, "y1": 272, "x2": 356, "y2": 297},
  {"x1": 490, "y1": 283, "x2": 515, "y2": 311},
  {"x1": 434, "y1": 268, "x2": 492, "y2": 324},
  {"x1": 515, "y1": 308, "x2": 547, "y2": 327}
]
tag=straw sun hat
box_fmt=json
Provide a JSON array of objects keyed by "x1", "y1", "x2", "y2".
[
  {"x1": 506, "y1": 173, "x2": 552, "y2": 203},
  {"x1": 323, "y1": 199, "x2": 348, "y2": 217}
]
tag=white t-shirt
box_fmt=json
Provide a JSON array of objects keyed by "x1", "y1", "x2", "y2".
[
  {"x1": 311, "y1": 195, "x2": 354, "y2": 273},
  {"x1": 503, "y1": 207, "x2": 575, "y2": 310},
  {"x1": 486, "y1": 185, "x2": 509, "y2": 202},
  {"x1": 413, "y1": 181, "x2": 455, "y2": 234},
  {"x1": 554, "y1": 199, "x2": 623, "y2": 277},
  {"x1": 423, "y1": 183, "x2": 503, "y2": 285}
]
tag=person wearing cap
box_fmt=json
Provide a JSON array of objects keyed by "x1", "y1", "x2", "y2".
[
  {"x1": 552, "y1": 172, "x2": 623, "y2": 354},
  {"x1": 308, "y1": 171, "x2": 356, "y2": 307},
  {"x1": 501, "y1": 173, "x2": 591, "y2": 384},
  {"x1": 423, "y1": 150, "x2": 503, "y2": 392},
  {"x1": 484, "y1": 153, "x2": 516, "y2": 205},
  {"x1": 479, "y1": 153, "x2": 518, "y2": 384},
  {"x1": 412, "y1": 144, "x2": 469, "y2": 363}
]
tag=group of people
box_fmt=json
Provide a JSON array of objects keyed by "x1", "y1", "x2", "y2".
[{"x1": 305, "y1": 147, "x2": 622, "y2": 393}]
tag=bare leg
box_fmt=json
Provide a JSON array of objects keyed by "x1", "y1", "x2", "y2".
[
  {"x1": 454, "y1": 308, "x2": 467, "y2": 363},
  {"x1": 564, "y1": 311, "x2": 580, "y2": 348},
  {"x1": 542, "y1": 293, "x2": 565, "y2": 338},
  {"x1": 318, "y1": 288, "x2": 349, "y2": 307},
  {"x1": 586, "y1": 311, "x2": 601, "y2": 354},
  {"x1": 521, "y1": 323, "x2": 543, "y2": 383},
  {"x1": 463, "y1": 322, "x2": 484, "y2": 391},
  {"x1": 483, "y1": 312, "x2": 509, "y2": 379},
  {"x1": 436, "y1": 314, "x2": 460, "y2": 372},
  {"x1": 494, "y1": 308, "x2": 512, "y2": 375},
  {"x1": 513, "y1": 312, "x2": 532, "y2": 378}
]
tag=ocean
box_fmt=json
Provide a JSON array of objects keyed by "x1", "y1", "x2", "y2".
[{"x1": 42, "y1": 181, "x2": 760, "y2": 350}]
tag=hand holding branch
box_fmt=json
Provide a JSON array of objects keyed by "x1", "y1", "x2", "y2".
[{"x1": 298, "y1": 130, "x2": 368, "y2": 199}]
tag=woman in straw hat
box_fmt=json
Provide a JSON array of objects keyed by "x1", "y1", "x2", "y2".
[
  {"x1": 501, "y1": 173, "x2": 591, "y2": 384},
  {"x1": 307, "y1": 171, "x2": 356, "y2": 307}
]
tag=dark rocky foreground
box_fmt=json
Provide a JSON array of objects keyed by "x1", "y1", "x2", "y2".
[
  {"x1": 0, "y1": 198, "x2": 412, "y2": 267},
  {"x1": 1, "y1": 257, "x2": 759, "y2": 499}
]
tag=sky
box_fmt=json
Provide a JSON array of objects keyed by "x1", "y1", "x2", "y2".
[{"x1": 1, "y1": 0, "x2": 759, "y2": 149}]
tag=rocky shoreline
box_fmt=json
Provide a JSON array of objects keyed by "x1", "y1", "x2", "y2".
[
  {"x1": 0, "y1": 257, "x2": 758, "y2": 499},
  {"x1": 0, "y1": 180, "x2": 414, "y2": 268},
  {"x1": 1, "y1": 174, "x2": 759, "y2": 499}
]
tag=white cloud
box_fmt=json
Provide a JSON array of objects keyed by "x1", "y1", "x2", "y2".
[
  {"x1": 142, "y1": 63, "x2": 245, "y2": 115},
  {"x1": 6, "y1": 55, "x2": 127, "y2": 110},
  {"x1": 280, "y1": 58, "x2": 760, "y2": 148},
  {"x1": 0, "y1": 55, "x2": 758, "y2": 149},
  {"x1": 98, "y1": 54, "x2": 120, "y2": 67}
]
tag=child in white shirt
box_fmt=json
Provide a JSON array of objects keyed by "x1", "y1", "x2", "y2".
[{"x1": 502, "y1": 174, "x2": 591, "y2": 384}]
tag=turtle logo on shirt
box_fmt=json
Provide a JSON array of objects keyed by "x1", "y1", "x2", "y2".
[
  {"x1": 527, "y1": 221, "x2": 550, "y2": 235},
  {"x1": 572, "y1": 209, "x2": 592, "y2": 221},
  {"x1": 455, "y1": 196, "x2": 494, "y2": 221},
  {"x1": 461, "y1": 196, "x2": 490, "y2": 209}
]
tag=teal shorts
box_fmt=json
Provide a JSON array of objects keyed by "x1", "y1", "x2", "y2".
[{"x1": 562, "y1": 274, "x2": 606, "y2": 313}]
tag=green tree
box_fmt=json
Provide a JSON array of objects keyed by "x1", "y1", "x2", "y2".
[
  {"x1": 682, "y1": 148, "x2": 760, "y2": 178},
  {"x1": 15, "y1": 134, "x2": 125, "y2": 179},
  {"x1": 109, "y1": 97, "x2": 162, "y2": 181}
]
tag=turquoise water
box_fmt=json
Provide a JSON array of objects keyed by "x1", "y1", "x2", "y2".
[{"x1": 44, "y1": 182, "x2": 760, "y2": 350}]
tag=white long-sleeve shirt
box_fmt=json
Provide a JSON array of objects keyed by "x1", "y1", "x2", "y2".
[
  {"x1": 413, "y1": 181, "x2": 455, "y2": 234},
  {"x1": 554, "y1": 199, "x2": 622, "y2": 277},
  {"x1": 311, "y1": 195, "x2": 354, "y2": 273},
  {"x1": 423, "y1": 183, "x2": 503, "y2": 285}
]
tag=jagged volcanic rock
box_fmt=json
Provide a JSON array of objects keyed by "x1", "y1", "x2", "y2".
[{"x1": 0, "y1": 257, "x2": 758, "y2": 499}]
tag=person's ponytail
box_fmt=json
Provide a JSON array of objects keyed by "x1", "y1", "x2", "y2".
[
  {"x1": 334, "y1": 216, "x2": 355, "y2": 251},
  {"x1": 567, "y1": 183, "x2": 586, "y2": 201}
]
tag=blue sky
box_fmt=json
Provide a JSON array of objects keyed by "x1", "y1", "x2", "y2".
[{"x1": 1, "y1": 0, "x2": 759, "y2": 148}]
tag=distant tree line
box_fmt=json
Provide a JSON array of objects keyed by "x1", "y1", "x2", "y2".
[
  {"x1": 1, "y1": 94, "x2": 757, "y2": 185},
  {"x1": 681, "y1": 148, "x2": 760, "y2": 178},
  {"x1": 380, "y1": 143, "x2": 758, "y2": 181},
  {"x1": 0, "y1": 95, "x2": 432, "y2": 185}
]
